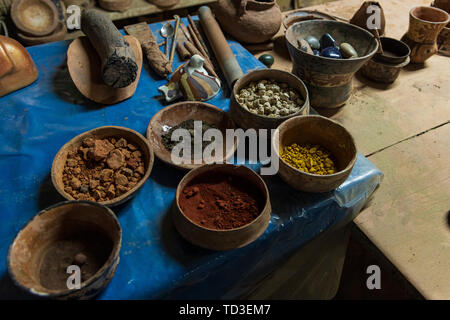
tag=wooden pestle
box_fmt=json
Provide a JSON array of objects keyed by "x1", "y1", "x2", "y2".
[{"x1": 81, "y1": 9, "x2": 138, "y2": 88}]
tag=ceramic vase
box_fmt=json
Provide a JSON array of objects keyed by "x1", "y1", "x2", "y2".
[
  {"x1": 401, "y1": 6, "x2": 450, "y2": 63},
  {"x1": 211, "y1": 0, "x2": 282, "y2": 44},
  {"x1": 432, "y1": 0, "x2": 450, "y2": 56}
]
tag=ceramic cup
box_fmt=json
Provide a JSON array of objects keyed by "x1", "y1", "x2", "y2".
[{"x1": 401, "y1": 6, "x2": 450, "y2": 63}]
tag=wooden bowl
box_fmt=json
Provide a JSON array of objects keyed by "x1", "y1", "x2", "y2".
[
  {"x1": 286, "y1": 20, "x2": 379, "y2": 108},
  {"x1": 67, "y1": 35, "x2": 143, "y2": 105},
  {"x1": 16, "y1": 21, "x2": 67, "y2": 46},
  {"x1": 229, "y1": 69, "x2": 309, "y2": 130},
  {"x1": 146, "y1": 102, "x2": 238, "y2": 170},
  {"x1": 7, "y1": 201, "x2": 121, "y2": 299},
  {"x1": 51, "y1": 126, "x2": 154, "y2": 207},
  {"x1": 98, "y1": 0, "x2": 133, "y2": 12},
  {"x1": 272, "y1": 115, "x2": 357, "y2": 193},
  {"x1": 173, "y1": 164, "x2": 271, "y2": 251},
  {"x1": 11, "y1": 0, "x2": 59, "y2": 37}
]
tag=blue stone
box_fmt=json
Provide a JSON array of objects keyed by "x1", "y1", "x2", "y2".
[
  {"x1": 313, "y1": 49, "x2": 320, "y2": 56},
  {"x1": 305, "y1": 35, "x2": 320, "y2": 50},
  {"x1": 321, "y1": 47, "x2": 342, "y2": 59},
  {"x1": 320, "y1": 33, "x2": 338, "y2": 49}
]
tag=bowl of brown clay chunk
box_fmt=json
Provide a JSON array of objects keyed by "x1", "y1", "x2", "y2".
[
  {"x1": 7, "y1": 201, "x2": 121, "y2": 299},
  {"x1": 51, "y1": 126, "x2": 154, "y2": 207},
  {"x1": 173, "y1": 164, "x2": 271, "y2": 251},
  {"x1": 230, "y1": 69, "x2": 309, "y2": 130},
  {"x1": 146, "y1": 101, "x2": 238, "y2": 170}
]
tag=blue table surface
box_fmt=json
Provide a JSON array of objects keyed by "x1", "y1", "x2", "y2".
[{"x1": 0, "y1": 19, "x2": 382, "y2": 299}]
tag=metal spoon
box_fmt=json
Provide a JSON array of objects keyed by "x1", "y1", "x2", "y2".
[{"x1": 160, "y1": 22, "x2": 174, "y2": 57}]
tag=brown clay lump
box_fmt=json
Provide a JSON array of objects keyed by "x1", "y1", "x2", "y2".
[{"x1": 62, "y1": 137, "x2": 145, "y2": 202}]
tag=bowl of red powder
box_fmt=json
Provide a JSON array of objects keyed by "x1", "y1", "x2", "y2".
[{"x1": 174, "y1": 164, "x2": 271, "y2": 250}]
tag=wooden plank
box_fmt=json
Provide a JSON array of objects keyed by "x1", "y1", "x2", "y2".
[
  {"x1": 355, "y1": 123, "x2": 450, "y2": 299},
  {"x1": 255, "y1": 0, "x2": 450, "y2": 156},
  {"x1": 96, "y1": 0, "x2": 216, "y2": 21}
]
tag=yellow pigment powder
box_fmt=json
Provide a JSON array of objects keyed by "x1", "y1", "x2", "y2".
[{"x1": 281, "y1": 143, "x2": 337, "y2": 175}]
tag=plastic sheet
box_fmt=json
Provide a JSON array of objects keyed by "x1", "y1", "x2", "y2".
[{"x1": 0, "y1": 19, "x2": 382, "y2": 299}]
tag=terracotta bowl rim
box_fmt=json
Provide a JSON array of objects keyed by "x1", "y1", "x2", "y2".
[
  {"x1": 175, "y1": 163, "x2": 271, "y2": 232},
  {"x1": 10, "y1": 0, "x2": 59, "y2": 37},
  {"x1": 146, "y1": 101, "x2": 238, "y2": 170},
  {"x1": 6, "y1": 200, "x2": 122, "y2": 298},
  {"x1": 283, "y1": 9, "x2": 338, "y2": 29},
  {"x1": 410, "y1": 5, "x2": 450, "y2": 24},
  {"x1": 232, "y1": 69, "x2": 310, "y2": 120},
  {"x1": 273, "y1": 115, "x2": 357, "y2": 178},
  {"x1": 286, "y1": 20, "x2": 379, "y2": 62},
  {"x1": 51, "y1": 125, "x2": 154, "y2": 207}
]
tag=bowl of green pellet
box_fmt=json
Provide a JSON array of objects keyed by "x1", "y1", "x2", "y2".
[{"x1": 272, "y1": 115, "x2": 357, "y2": 193}]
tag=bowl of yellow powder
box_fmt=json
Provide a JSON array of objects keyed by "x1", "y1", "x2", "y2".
[{"x1": 272, "y1": 115, "x2": 357, "y2": 192}]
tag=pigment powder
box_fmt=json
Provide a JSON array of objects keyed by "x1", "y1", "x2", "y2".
[
  {"x1": 178, "y1": 172, "x2": 265, "y2": 230},
  {"x1": 281, "y1": 143, "x2": 337, "y2": 175}
]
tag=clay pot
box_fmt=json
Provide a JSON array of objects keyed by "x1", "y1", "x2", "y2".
[
  {"x1": 148, "y1": 0, "x2": 179, "y2": 8},
  {"x1": 272, "y1": 115, "x2": 357, "y2": 193},
  {"x1": 10, "y1": 0, "x2": 59, "y2": 37},
  {"x1": 432, "y1": 0, "x2": 450, "y2": 13},
  {"x1": 401, "y1": 6, "x2": 450, "y2": 63},
  {"x1": 173, "y1": 164, "x2": 271, "y2": 251},
  {"x1": 361, "y1": 56, "x2": 410, "y2": 84},
  {"x1": 374, "y1": 37, "x2": 411, "y2": 64},
  {"x1": 0, "y1": 35, "x2": 38, "y2": 97},
  {"x1": 285, "y1": 20, "x2": 378, "y2": 108},
  {"x1": 437, "y1": 25, "x2": 450, "y2": 56},
  {"x1": 211, "y1": 0, "x2": 282, "y2": 44},
  {"x1": 146, "y1": 101, "x2": 238, "y2": 170},
  {"x1": 16, "y1": 21, "x2": 67, "y2": 46},
  {"x1": 349, "y1": 1, "x2": 386, "y2": 36},
  {"x1": 7, "y1": 201, "x2": 122, "y2": 299},
  {"x1": 51, "y1": 126, "x2": 154, "y2": 207},
  {"x1": 229, "y1": 69, "x2": 309, "y2": 130},
  {"x1": 99, "y1": 0, "x2": 133, "y2": 12}
]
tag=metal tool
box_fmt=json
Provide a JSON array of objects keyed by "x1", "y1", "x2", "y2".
[{"x1": 160, "y1": 22, "x2": 174, "y2": 57}]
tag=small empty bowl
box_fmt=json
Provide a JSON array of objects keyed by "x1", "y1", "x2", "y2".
[
  {"x1": 7, "y1": 201, "x2": 122, "y2": 299},
  {"x1": 51, "y1": 126, "x2": 154, "y2": 207},
  {"x1": 146, "y1": 101, "x2": 238, "y2": 170},
  {"x1": 173, "y1": 164, "x2": 271, "y2": 250},
  {"x1": 272, "y1": 115, "x2": 357, "y2": 193},
  {"x1": 374, "y1": 37, "x2": 411, "y2": 64},
  {"x1": 11, "y1": 0, "x2": 59, "y2": 37}
]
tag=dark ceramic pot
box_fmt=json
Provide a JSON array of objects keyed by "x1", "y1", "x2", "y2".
[{"x1": 286, "y1": 20, "x2": 378, "y2": 108}]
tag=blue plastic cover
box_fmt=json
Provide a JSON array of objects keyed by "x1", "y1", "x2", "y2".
[{"x1": 0, "y1": 19, "x2": 382, "y2": 299}]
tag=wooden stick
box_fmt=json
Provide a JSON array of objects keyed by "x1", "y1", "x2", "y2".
[
  {"x1": 187, "y1": 23, "x2": 208, "y2": 57},
  {"x1": 81, "y1": 9, "x2": 138, "y2": 88},
  {"x1": 176, "y1": 41, "x2": 190, "y2": 61},
  {"x1": 184, "y1": 41, "x2": 218, "y2": 78},
  {"x1": 187, "y1": 15, "x2": 210, "y2": 56},
  {"x1": 180, "y1": 23, "x2": 192, "y2": 42}
]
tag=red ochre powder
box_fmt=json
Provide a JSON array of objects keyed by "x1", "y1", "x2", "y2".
[{"x1": 178, "y1": 172, "x2": 265, "y2": 230}]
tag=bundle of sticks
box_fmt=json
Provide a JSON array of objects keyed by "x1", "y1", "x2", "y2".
[{"x1": 176, "y1": 15, "x2": 218, "y2": 78}]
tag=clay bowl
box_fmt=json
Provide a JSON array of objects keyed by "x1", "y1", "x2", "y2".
[
  {"x1": 11, "y1": 0, "x2": 59, "y2": 37},
  {"x1": 361, "y1": 56, "x2": 410, "y2": 84},
  {"x1": 173, "y1": 164, "x2": 271, "y2": 251},
  {"x1": 67, "y1": 35, "x2": 143, "y2": 105},
  {"x1": 146, "y1": 101, "x2": 238, "y2": 170},
  {"x1": 374, "y1": 37, "x2": 411, "y2": 64},
  {"x1": 283, "y1": 9, "x2": 338, "y2": 30},
  {"x1": 16, "y1": 22, "x2": 67, "y2": 46},
  {"x1": 272, "y1": 115, "x2": 357, "y2": 193},
  {"x1": 51, "y1": 126, "x2": 154, "y2": 207},
  {"x1": 286, "y1": 20, "x2": 379, "y2": 108},
  {"x1": 7, "y1": 201, "x2": 121, "y2": 299},
  {"x1": 229, "y1": 69, "x2": 309, "y2": 130},
  {"x1": 98, "y1": 0, "x2": 133, "y2": 12}
]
